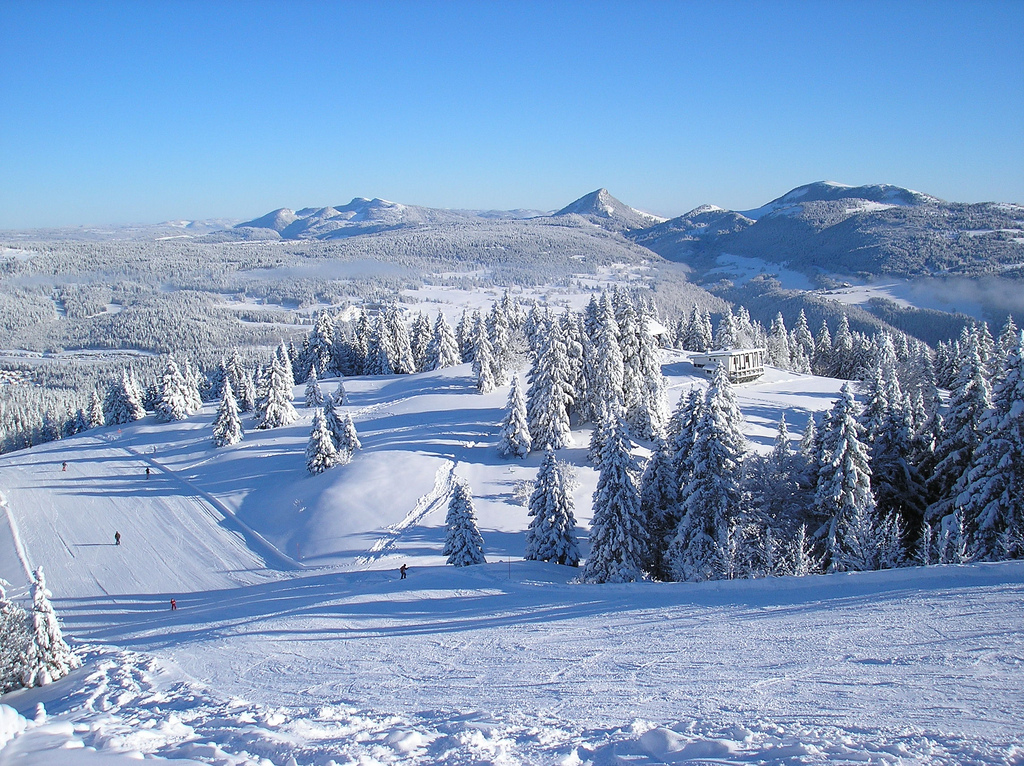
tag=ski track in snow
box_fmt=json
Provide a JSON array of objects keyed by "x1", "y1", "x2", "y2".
[
  {"x1": 112, "y1": 438, "x2": 302, "y2": 572},
  {"x1": 0, "y1": 489, "x2": 33, "y2": 583},
  {"x1": 356, "y1": 459, "x2": 457, "y2": 567}
]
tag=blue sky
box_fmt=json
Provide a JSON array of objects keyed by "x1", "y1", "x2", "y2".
[{"x1": 1, "y1": 1, "x2": 1022, "y2": 228}]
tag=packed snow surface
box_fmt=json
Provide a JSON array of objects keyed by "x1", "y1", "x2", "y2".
[{"x1": 1, "y1": 360, "x2": 1022, "y2": 765}]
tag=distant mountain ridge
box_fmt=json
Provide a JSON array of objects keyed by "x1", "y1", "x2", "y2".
[
  {"x1": 629, "y1": 181, "x2": 1024, "y2": 280},
  {"x1": 222, "y1": 181, "x2": 1024, "y2": 280}
]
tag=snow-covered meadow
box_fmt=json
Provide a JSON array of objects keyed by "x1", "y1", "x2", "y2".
[{"x1": 1, "y1": 355, "x2": 1022, "y2": 765}]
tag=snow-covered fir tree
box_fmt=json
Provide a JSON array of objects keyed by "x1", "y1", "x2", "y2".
[
  {"x1": 409, "y1": 311, "x2": 432, "y2": 373},
  {"x1": 87, "y1": 390, "x2": 105, "y2": 429},
  {"x1": 713, "y1": 308, "x2": 738, "y2": 350},
  {"x1": 486, "y1": 300, "x2": 514, "y2": 385},
  {"x1": 305, "y1": 364, "x2": 325, "y2": 408},
  {"x1": 0, "y1": 583, "x2": 29, "y2": 693},
  {"x1": 813, "y1": 321, "x2": 833, "y2": 377},
  {"x1": 582, "y1": 419, "x2": 647, "y2": 583},
  {"x1": 301, "y1": 310, "x2": 336, "y2": 381},
  {"x1": 526, "y1": 314, "x2": 574, "y2": 450},
  {"x1": 561, "y1": 313, "x2": 588, "y2": 420},
  {"x1": 212, "y1": 381, "x2": 244, "y2": 447},
  {"x1": 255, "y1": 355, "x2": 298, "y2": 429},
  {"x1": 813, "y1": 383, "x2": 876, "y2": 571},
  {"x1": 443, "y1": 481, "x2": 486, "y2": 566},
  {"x1": 585, "y1": 294, "x2": 625, "y2": 423},
  {"x1": 497, "y1": 375, "x2": 531, "y2": 458},
  {"x1": 667, "y1": 365, "x2": 747, "y2": 582},
  {"x1": 631, "y1": 311, "x2": 668, "y2": 439},
  {"x1": 959, "y1": 330, "x2": 1024, "y2": 559},
  {"x1": 21, "y1": 567, "x2": 80, "y2": 688},
  {"x1": 524, "y1": 449, "x2": 581, "y2": 566},
  {"x1": 791, "y1": 310, "x2": 815, "y2": 361},
  {"x1": 336, "y1": 413, "x2": 361, "y2": 463},
  {"x1": 155, "y1": 356, "x2": 194, "y2": 422},
  {"x1": 306, "y1": 408, "x2": 339, "y2": 475},
  {"x1": 639, "y1": 437, "x2": 678, "y2": 580},
  {"x1": 767, "y1": 313, "x2": 791, "y2": 369},
  {"x1": 104, "y1": 368, "x2": 146, "y2": 425},
  {"x1": 425, "y1": 311, "x2": 462, "y2": 370},
  {"x1": 472, "y1": 320, "x2": 497, "y2": 394},
  {"x1": 927, "y1": 328, "x2": 991, "y2": 526},
  {"x1": 668, "y1": 386, "x2": 705, "y2": 502},
  {"x1": 365, "y1": 312, "x2": 395, "y2": 376},
  {"x1": 323, "y1": 394, "x2": 345, "y2": 448},
  {"x1": 331, "y1": 377, "x2": 346, "y2": 406}
]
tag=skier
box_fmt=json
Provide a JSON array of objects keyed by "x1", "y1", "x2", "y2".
[
  {"x1": 62, "y1": 461, "x2": 67, "y2": 472},
  {"x1": 170, "y1": 598, "x2": 177, "y2": 611},
  {"x1": 114, "y1": 531, "x2": 121, "y2": 546},
  {"x1": 400, "y1": 563, "x2": 408, "y2": 580},
  {"x1": 146, "y1": 466, "x2": 151, "y2": 478}
]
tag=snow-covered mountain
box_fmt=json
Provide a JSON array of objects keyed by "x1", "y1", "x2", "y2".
[
  {"x1": 629, "y1": 181, "x2": 1024, "y2": 283},
  {"x1": 553, "y1": 187, "x2": 667, "y2": 231},
  {"x1": 235, "y1": 197, "x2": 478, "y2": 239}
]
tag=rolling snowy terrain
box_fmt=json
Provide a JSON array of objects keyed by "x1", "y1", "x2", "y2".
[{"x1": 1, "y1": 356, "x2": 1022, "y2": 765}]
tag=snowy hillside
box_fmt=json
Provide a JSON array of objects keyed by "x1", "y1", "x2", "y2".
[{"x1": 1, "y1": 355, "x2": 1022, "y2": 764}]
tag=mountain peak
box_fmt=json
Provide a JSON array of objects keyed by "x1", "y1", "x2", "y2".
[{"x1": 554, "y1": 189, "x2": 665, "y2": 231}]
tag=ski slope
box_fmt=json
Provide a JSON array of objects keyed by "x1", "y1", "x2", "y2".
[{"x1": 1, "y1": 358, "x2": 1022, "y2": 765}]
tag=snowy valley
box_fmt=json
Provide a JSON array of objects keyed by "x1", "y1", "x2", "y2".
[{"x1": 0, "y1": 187, "x2": 1023, "y2": 765}]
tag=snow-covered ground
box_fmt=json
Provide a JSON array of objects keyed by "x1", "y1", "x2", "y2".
[{"x1": 1, "y1": 358, "x2": 1022, "y2": 765}]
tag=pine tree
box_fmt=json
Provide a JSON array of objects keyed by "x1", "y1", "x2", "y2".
[
  {"x1": 365, "y1": 312, "x2": 394, "y2": 375},
  {"x1": 306, "y1": 409, "x2": 339, "y2": 475},
  {"x1": 586, "y1": 294, "x2": 625, "y2": 423},
  {"x1": 928, "y1": 329, "x2": 991, "y2": 525},
  {"x1": 668, "y1": 387, "x2": 705, "y2": 502},
  {"x1": 323, "y1": 394, "x2": 346, "y2": 448},
  {"x1": 333, "y1": 377, "x2": 347, "y2": 406},
  {"x1": 21, "y1": 567, "x2": 80, "y2": 688},
  {"x1": 337, "y1": 413, "x2": 361, "y2": 462},
  {"x1": 410, "y1": 311, "x2": 432, "y2": 373},
  {"x1": 155, "y1": 356, "x2": 193, "y2": 422},
  {"x1": 639, "y1": 437, "x2": 678, "y2": 580},
  {"x1": 385, "y1": 304, "x2": 416, "y2": 375},
  {"x1": 792, "y1": 310, "x2": 815, "y2": 365},
  {"x1": 526, "y1": 315, "x2": 574, "y2": 450},
  {"x1": 87, "y1": 390, "x2": 105, "y2": 429},
  {"x1": 525, "y1": 449, "x2": 581, "y2": 566},
  {"x1": 0, "y1": 584, "x2": 30, "y2": 693},
  {"x1": 302, "y1": 310, "x2": 336, "y2": 380},
  {"x1": 255, "y1": 355, "x2": 298, "y2": 429},
  {"x1": 104, "y1": 368, "x2": 146, "y2": 424},
  {"x1": 472, "y1": 321, "x2": 498, "y2": 394},
  {"x1": 630, "y1": 311, "x2": 667, "y2": 439},
  {"x1": 790, "y1": 525, "x2": 821, "y2": 576},
  {"x1": 714, "y1": 308, "x2": 738, "y2": 350},
  {"x1": 959, "y1": 330, "x2": 1024, "y2": 559},
  {"x1": 830, "y1": 315, "x2": 855, "y2": 379},
  {"x1": 305, "y1": 364, "x2": 325, "y2": 408},
  {"x1": 767, "y1": 313, "x2": 791, "y2": 369},
  {"x1": 667, "y1": 365, "x2": 747, "y2": 582},
  {"x1": 814, "y1": 384, "x2": 876, "y2": 571},
  {"x1": 497, "y1": 375, "x2": 532, "y2": 458},
  {"x1": 212, "y1": 382, "x2": 244, "y2": 447},
  {"x1": 425, "y1": 312, "x2": 462, "y2": 370},
  {"x1": 582, "y1": 419, "x2": 647, "y2": 583},
  {"x1": 813, "y1": 321, "x2": 833, "y2": 377},
  {"x1": 487, "y1": 301, "x2": 514, "y2": 385},
  {"x1": 444, "y1": 482, "x2": 486, "y2": 566}
]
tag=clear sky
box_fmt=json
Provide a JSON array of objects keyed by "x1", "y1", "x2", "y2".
[{"x1": 1, "y1": 0, "x2": 1022, "y2": 228}]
